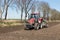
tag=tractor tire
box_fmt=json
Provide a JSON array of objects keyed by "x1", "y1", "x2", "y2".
[
  {"x1": 25, "y1": 28, "x2": 29, "y2": 30},
  {"x1": 24, "y1": 26, "x2": 29, "y2": 30},
  {"x1": 34, "y1": 23, "x2": 39, "y2": 30},
  {"x1": 40, "y1": 24, "x2": 43, "y2": 29},
  {"x1": 24, "y1": 24, "x2": 30, "y2": 30}
]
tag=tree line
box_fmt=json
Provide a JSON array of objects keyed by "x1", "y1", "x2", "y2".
[{"x1": 0, "y1": 0, "x2": 60, "y2": 21}]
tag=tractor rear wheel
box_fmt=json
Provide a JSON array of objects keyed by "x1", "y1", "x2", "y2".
[{"x1": 40, "y1": 24, "x2": 43, "y2": 29}]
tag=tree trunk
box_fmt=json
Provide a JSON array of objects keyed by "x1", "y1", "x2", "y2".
[
  {"x1": 39, "y1": 11, "x2": 40, "y2": 17},
  {"x1": 21, "y1": 7, "x2": 23, "y2": 21},
  {"x1": 0, "y1": 12, "x2": 2, "y2": 20},
  {"x1": 43, "y1": 10, "x2": 46, "y2": 19},
  {"x1": 0, "y1": 13, "x2": 1, "y2": 19},
  {"x1": 46, "y1": 11, "x2": 49, "y2": 20},
  {"x1": 25, "y1": 6, "x2": 27, "y2": 21},
  {"x1": 25, "y1": 10, "x2": 27, "y2": 21},
  {"x1": 5, "y1": 6, "x2": 8, "y2": 20}
]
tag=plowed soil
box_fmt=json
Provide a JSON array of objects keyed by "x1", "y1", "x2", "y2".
[{"x1": 0, "y1": 22, "x2": 60, "y2": 40}]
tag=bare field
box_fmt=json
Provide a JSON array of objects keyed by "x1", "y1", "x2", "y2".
[{"x1": 0, "y1": 22, "x2": 60, "y2": 40}]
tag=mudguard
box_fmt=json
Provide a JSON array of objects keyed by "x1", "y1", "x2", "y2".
[{"x1": 28, "y1": 18, "x2": 35, "y2": 24}]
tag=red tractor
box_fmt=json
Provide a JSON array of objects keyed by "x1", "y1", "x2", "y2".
[{"x1": 25, "y1": 13, "x2": 48, "y2": 30}]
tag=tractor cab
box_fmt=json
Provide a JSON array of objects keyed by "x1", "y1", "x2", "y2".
[
  {"x1": 28, "y1": 13, "x2": 40, "y2": 19},
  {"x1": 28, "y1": 13, "x2": 40, "y2": 24}
]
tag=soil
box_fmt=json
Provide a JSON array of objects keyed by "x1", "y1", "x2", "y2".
[{"x1": 0, "y1": 22, "x2": 60, "y2": 40}]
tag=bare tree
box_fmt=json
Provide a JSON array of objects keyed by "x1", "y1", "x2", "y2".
[
  {"x1": 15, "y1": 0, "x2": 24, "y2": 20},
  {"x1": 31, "y1": 3, "x2": 35, "y2": 13},
  {"x1": 0, "y1": 2, "x2": 2, "y2": 19},
  {"x1": 40, "y1": 1, "x2": 50, "y2": 20},
  {"x1": 0, "y1": 0, "x2": 5, "y2": 20},
  {"x1": 23, "y1": 0, "x2": 34, "y2": 21},
  {"x1": 15, "y1": 0, "x2": 34, "y2": 21},
  {"x1": 4, "y1": 0, "x2": 14, "y2": 20},
  {"x1": 0, "y1": 9, "x2": 2, "y2": 19},
  {"x1": 50, "y1": 9, "x2": 60, "y2": 20},
  {"x1": 37, "y1": 2, "x2": 42, "y2": 17},
  {"x1": 0, "y1": 0, "x2": 2, "y2": 19}
]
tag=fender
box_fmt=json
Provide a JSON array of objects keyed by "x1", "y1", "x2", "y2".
[
  {"x1": 38, "y1": 18, "x2": 43, "y2": 23},
  {"x1": 28, "y1": 18, "x2": 35, "y2": 24}
]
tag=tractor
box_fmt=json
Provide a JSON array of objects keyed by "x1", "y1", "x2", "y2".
[{"x1": 25, "y1": 13, "x2": 48, "y2": 30}]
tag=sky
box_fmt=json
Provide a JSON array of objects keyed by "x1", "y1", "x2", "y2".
[
  {"x1": 38, "y1": 0, "x2": 60, "y2": 11},
  {"x1": 2, "y1": 0, "x2": 60, "y2": 19}
]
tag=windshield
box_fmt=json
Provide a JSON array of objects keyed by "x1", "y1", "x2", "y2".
[{"x1": 29, "y1": 14, "x2": 39, "y2": 19}]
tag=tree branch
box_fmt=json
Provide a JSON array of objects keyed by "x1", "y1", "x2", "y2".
[{"x1": 26, "y1": 0, "x2": 32, "y2": 8}]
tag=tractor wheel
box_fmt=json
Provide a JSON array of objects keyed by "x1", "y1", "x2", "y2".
[
  {"x1": 24, "y1": 26, "x2": 29, "y2": 30},
  {"x1": 40, "y1": 24, "x2": 43, "y2": 29},
  {"x1": 24, "y1": 27, "x2": 29, "y2": 30},
  {"x1": 24, "y1": 24, "x2": 30, "y2": 30},
  {"x1": 34, "y1": 23, "x2": 39, "y2": 30}
]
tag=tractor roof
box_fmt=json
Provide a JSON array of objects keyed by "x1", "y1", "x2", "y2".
[{"x1": 31, "y1": 13, "x2": 40, "y2": 15}]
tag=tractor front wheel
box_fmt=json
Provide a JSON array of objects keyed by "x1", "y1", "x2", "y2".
[{"x1": 34, "y1": 23, "x2": 39, "y2": 30}]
